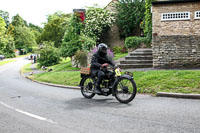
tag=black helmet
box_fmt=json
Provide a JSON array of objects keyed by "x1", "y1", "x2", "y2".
[{"x1": 98, "y1": 43, "x2": 108, "y2": 56}]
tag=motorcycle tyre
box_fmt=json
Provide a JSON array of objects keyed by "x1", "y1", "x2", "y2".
[
  {"x1": 114, "y1": 77, "x2": 137, "y2": 104},
  {"x1": 81, "y1": 76, "x2": 96, "y2": 99}
]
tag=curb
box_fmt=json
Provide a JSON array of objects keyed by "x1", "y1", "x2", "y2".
[
  {"x1": 20, "y1": 70, "x2": 80, "y2": 90},
  {"x1": 157, "y1": 92, "x2": 200, "y2": 99}
]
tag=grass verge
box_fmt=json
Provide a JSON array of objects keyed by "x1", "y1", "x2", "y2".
[
  {"x1": 29, "y1": 71, "x2": 80, "y2": 86},
  {"x1": 29, "y1": 69, "x2": 200, "y2": 94},
  {"x1": 0, "y1": 60, "x2": 17, "y2": 66},
  {"x1": 21, "y1": 63, "x2": 32, "y2": 73},
  {"x1": 133, "y1": 70, "x2": 200, "y2": 94}
]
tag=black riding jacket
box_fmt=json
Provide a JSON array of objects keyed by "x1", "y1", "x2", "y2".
[{"x1": 90, "y1": 51, "x2": 114, "y2": 71}]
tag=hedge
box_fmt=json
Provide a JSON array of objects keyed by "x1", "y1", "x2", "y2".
[{"x1": 125, "y1": 36, "x2": 148, "y2": 49}]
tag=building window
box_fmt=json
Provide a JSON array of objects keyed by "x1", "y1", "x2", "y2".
[
  {"x1": 161, "y1": 12, "x2": 190, "y2": 21},
  {"x1": 195, "y1": 11, "x2": 200, "y2": 19}
]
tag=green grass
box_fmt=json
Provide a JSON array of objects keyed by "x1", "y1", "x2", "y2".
[
  {"x1": 133, "y1": 70, "x2": 200, "y2": 94},
  {"x1": 48, "y1": 57, "x2": 80, "y2": 72},
  {"x1": 0, "y1": 60, "x2": 17, "y2": 66},
  {"x1": 21, "y1": 63, "x2": 32, "y2": 73},
  {"x1": 114, "y1": 53, "x2": 128, "y2": 60},
  {"x1": 29, "y1": 71, "x2": 81, "y2": 86},
  {"x1": 30, "y1": 68, "x2": 200, "y2": 94}
]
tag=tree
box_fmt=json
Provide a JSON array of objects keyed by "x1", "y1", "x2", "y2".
[
  {"x1": 0, "y1": 10, "x2": 9, "y2": 27},
  {"x1": 7, "y1": 24, "x2": 15, "y2": 36},
  {"x1": 0, "y1": 17, "x2": 6, "y2": 53},
  {"x1": 47, "y1": 11, "x2": 71, "y2": 23},
  {"x1": 60, "y1": 14, "x2": 96, "y2": 58},
  {"x1": 14, "y1": 26, "x2": 36, "y2": 52},
  {"x1": 28, "y1": 23, "x2": 43, "y2": 44},
  {"x1": 29, "y1": 23, "x2": 43, "y2": 33},
  {"x1": 0, "y1": 17, "x2": 15, "y2": 57},
  {"x1": 38, "y1": 12, "x2": 70, "y2": 48},
  {"x1": 2, "y1": 34, "x2": 15, "y2": 57},
  {"x1": 116, "y1": 0, "x2": 145, "y2": 38},
  {"x1": 37, "y1": 41, "x2": 60, "y2": 67},
  {"x1": 11, "y1": 14, "x2": 25, "y2": 27},
  {"x1": 0, "y1": 17, "x2": 6, "y2": 35},
  {"x1": 83, "y1": 7, "x2": 116, "y2": 42}
]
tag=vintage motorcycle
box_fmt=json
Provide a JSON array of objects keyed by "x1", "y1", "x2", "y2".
[{"x1": 79, "y1": 66, "x2": 137, "y2": 104}]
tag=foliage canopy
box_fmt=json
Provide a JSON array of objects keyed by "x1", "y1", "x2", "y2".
[{"x1": 116, "y1": 0, "x2": 145, "y2": 38}]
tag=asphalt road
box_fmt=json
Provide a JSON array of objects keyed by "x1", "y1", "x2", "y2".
[{"x1": 0, "y1": 57, "x2": 200, "y2": 133}]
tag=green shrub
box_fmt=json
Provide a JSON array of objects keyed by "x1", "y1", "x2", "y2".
[
  {"x1": 80, "y1": 36, "x2": 96, "y2": 51},
  {"x1": 113, "y1": 46, "x2": 127, "y2": 54},
  {"x1": 37, "y1": 41, "x2": 61, "y2": 67},
  {"x1": 60, "y1": 35, "x2": 95, "y2": 58},
  {"x1": 113, "y1": 46, "x2": 123, "y2": 54},
  {"x1": 125, "y1": 36, "x2": 147, "y2": 49},
  {"x1": 74, "y1": 50, "x2": 88, "y2": 67}
]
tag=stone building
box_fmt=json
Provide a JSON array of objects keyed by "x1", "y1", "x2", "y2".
[
  {"x1": 152, "y1": 0, "x2": 200, "y2": 68},
  {"x1": 101, "y1": 0, "x2": 124, "y2": 49}
]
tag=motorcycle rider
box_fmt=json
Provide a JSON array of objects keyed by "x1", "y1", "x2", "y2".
[{"x1": 90, "y1": 43, "x2": 115, "y2": 94}]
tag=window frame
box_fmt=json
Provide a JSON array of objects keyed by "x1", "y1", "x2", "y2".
[
  {"x1": 194, "y1": 11, "x2": 200, "y2": 19},
  {"x1": 161, "y1": 12, "x2": 191, "y2": 21}
]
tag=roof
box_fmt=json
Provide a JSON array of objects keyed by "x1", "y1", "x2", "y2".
[{"x1": 152, "y1": 0, "x2": 199, "y2": 5}]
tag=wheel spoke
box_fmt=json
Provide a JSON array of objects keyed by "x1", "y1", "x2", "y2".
[
  {"x1": 116, "y1": 78, "x2": 135, "y2": 101},
  {"x1": 82, "y1": 77, "x2": 95, "y2": 97}
]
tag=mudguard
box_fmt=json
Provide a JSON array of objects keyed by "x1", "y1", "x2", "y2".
[{"x1": 121, "y1": 74, "x2": 133, "y2": 80}]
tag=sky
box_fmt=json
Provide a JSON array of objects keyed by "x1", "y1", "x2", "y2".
[{"x1": 0, "y1": 0, "x2": 112, "y2": 27}]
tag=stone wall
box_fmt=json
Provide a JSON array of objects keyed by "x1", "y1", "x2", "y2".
[
  {"x1": 101, "y1": 24, "x2": 124, "y2": 49},
  {"x1": 152, "y1": 2, "x2": 200, "y2": 36},
  {"x1": 153, "y1": 35, "x2": 200, "y2": 68},
  {"x1": 152, "y1": 1, "x2": 200, "y2": 68}
]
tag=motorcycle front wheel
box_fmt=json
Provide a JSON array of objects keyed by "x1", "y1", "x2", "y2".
[
  {"x1": 81, "y1": 76, "x2": 96, "y2": 99},
  {"x1": 114, "y1": 77, "x2": 137, "y2": 104}
]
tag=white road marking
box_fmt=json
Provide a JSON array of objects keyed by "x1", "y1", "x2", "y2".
[{"x1": 0, "y1": 101, "x2": 57, "y2": 124}]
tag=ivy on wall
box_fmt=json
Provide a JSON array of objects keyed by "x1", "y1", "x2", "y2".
[{"x1": 144, "y1": 0, "x2": 153, "y2": 43}]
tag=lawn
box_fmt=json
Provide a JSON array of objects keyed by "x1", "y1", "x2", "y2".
[
  {"x1": 29, "y1": 69, "x2": 200, "y2": 94},
  {"x1": 25, "y1": 53, "x2": 200, "y2": 94},
  {"x1": 29, "y1": 71, "x2": 80, "y2": 86},
  {"x1": 133, "y1": 70, "x2": 200, "y2": 94},
  {"x1": 113, "y1": 53, "x2": 128, "y2": 60},
  {"x1": 21, "y1": 63, "x2": 32, "y2": 73},
  {"x1": 42, "y1": 57, "x2": 80, "y2": 72},
  {"x1": 0, "y1": 60, "x2": 16, "y2": 66}
]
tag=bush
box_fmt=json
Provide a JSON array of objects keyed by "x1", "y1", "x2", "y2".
[
  {"x1": 113, "y1": 46, "x2": 127, "y2": 54},
  {"x1": 83, "y1": 7, "x2": 116, "y2": 41},
  {"x1": 60, "y1": 35, "x2": 96, "y2": 58},
  {"x1": 125, "y1": 36, "x2": 148, "y2": 49},
  {"x1": 113, "y1": 46, "x2": 122, "y2": 54},
  {"x1": 73, "y1": 50, "x2": 88, "y2": 67},
  {"x1": 79, "y1": 36, "x2": 96, "y2": 51},
  {"x1": 37, "y1": 41, "x2": 61, "y2": 67}
]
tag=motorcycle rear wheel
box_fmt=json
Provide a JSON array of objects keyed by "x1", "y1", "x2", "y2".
[
  {"x1": 81, "y1": 76, "x2": 95, "y2": 99},
  {"x1": 114, "y1": 77, "x2": 137, "y2": 104}
]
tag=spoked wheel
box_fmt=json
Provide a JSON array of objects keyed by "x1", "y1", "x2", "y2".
[
  {"x1": 114, "y1": 77, "x2": 137, "y2": 104},
  {"x1": 81, "y1": 76, "x2": 95, "y2": 99}
]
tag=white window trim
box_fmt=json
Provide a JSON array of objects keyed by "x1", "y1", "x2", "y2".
[
  {"x1": 194, "y1": 11, "x2": 200, "y2": 19},
  {"x1": 161, "y1": 12, "x2": 191, "y2": 21}
]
